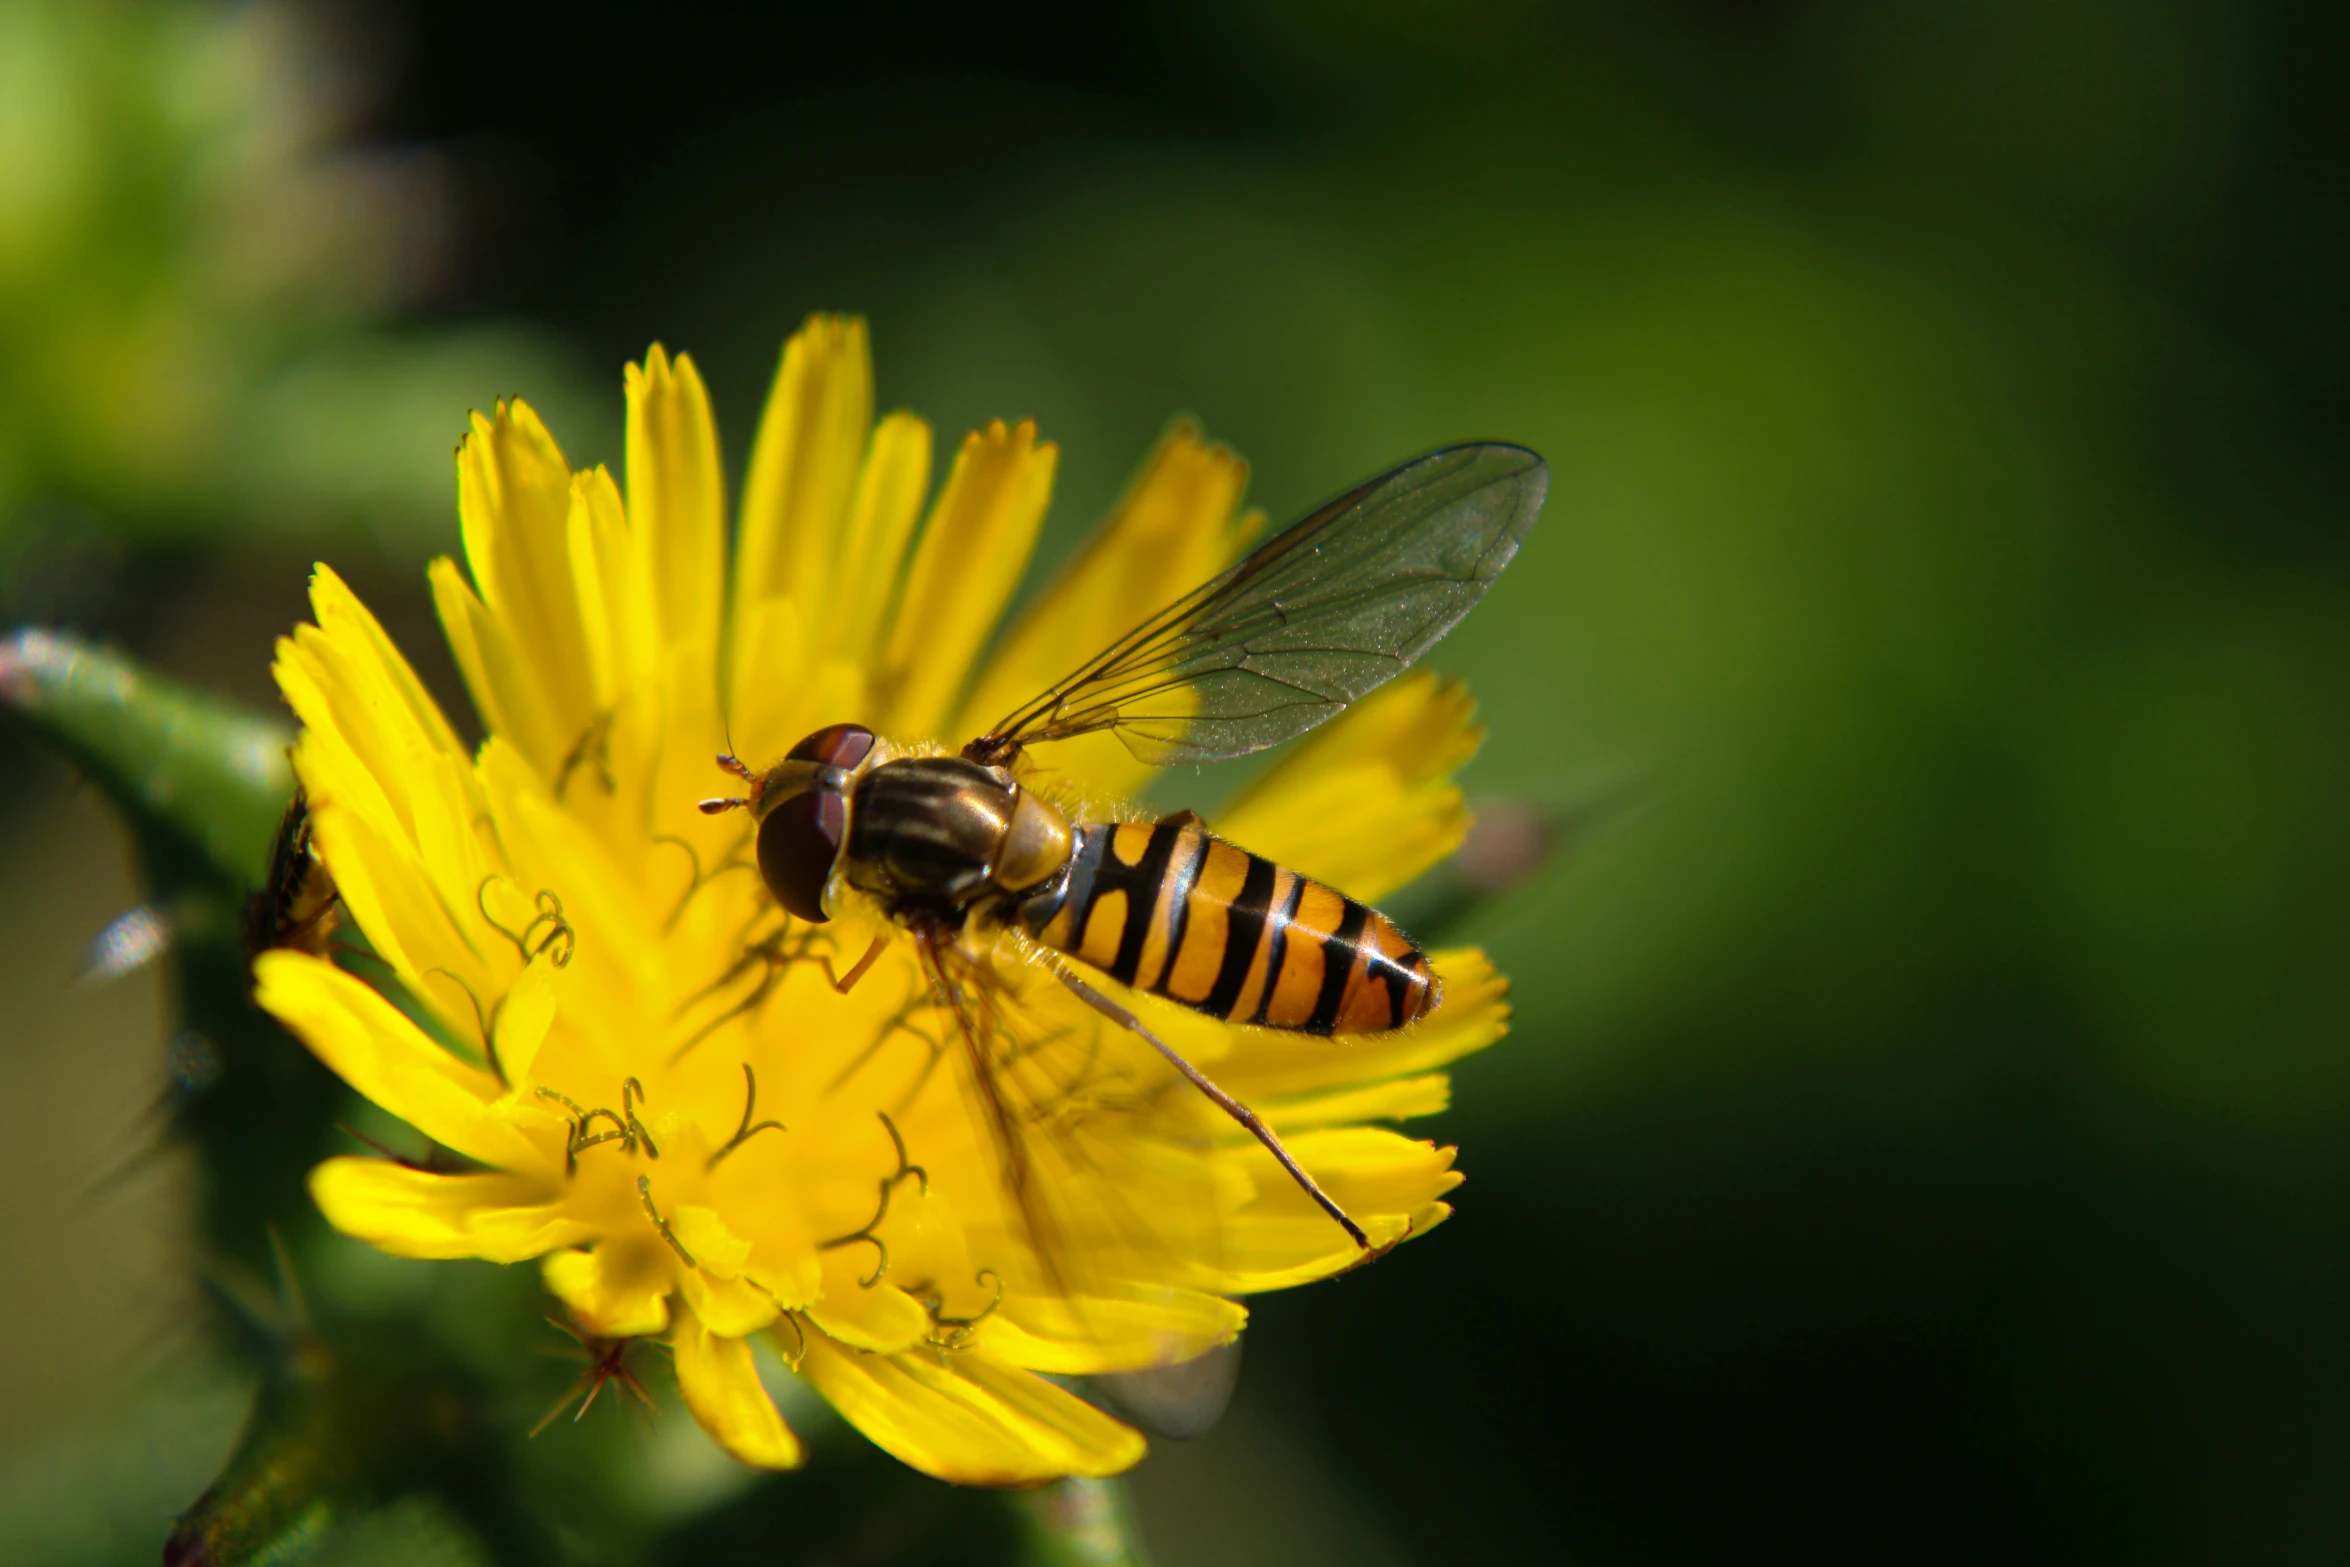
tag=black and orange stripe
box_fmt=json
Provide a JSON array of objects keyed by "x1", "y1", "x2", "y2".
[{"x1": 1026, "y1": 819, "x2": 1435, "y2": 1034}]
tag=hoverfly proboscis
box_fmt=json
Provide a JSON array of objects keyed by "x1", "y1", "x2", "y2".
[{"x1": 699, "y1": 442, "x2": 1546, "y2": 1307}]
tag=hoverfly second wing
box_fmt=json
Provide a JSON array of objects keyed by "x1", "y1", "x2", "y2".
[
  {"x1": 968, "y1": 442, "x2": 1546, "y2": 767},
  {"x1": 912, "y1": 929, "x2": 1232, "y2": 1370},
  {"x1": 911, "y1": 928, "x2": 1138, "y2": 1336},
  {"x1": 908, "y1": 927, "x2": 1067, "y2": 1296},
  {"x1": 1086, "y1": 1334, "x2": 1243, "y2": 1441}
]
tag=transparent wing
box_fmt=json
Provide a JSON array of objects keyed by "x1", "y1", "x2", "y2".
[
  {"x1": 909, "y1": 927, "x2": 1243, "y2": 1376},
  {"x1": 968, "y1": 443, "x2": 1547, "y2": 766},
  {"x1": 1085, "y1": 1335, "x2": 1243, "y2": 1440}
]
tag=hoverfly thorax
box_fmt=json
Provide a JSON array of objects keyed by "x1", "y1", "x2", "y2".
[{"x1": 839, "y1": 755, "x2": 1073, "y2": 923}]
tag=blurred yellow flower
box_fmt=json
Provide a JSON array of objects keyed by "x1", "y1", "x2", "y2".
[{"x1": 258, "y1": 315, "x2": 1508, "y2": 1482}]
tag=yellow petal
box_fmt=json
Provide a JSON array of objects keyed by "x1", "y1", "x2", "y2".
[
  {"x1": 823, "y1": 411, "x2": 933, "y2": 661},
  {"x1": 1283, "y1": 1126, "x2": 1463, "y2": 1211},
  {"x1": 674, "y1": 1309, "x2": 804, "y2": 1470},
  {"x1": 986, "y1": 1289, "x2": 1246, "y2": 1377},
  {"x1": 681, "y1": 1278, "x2": 780, "y2": 1334},
  {"x1": 668, "y1": 1205, "x2": 784, "y2": 1336},
  {"x1": 1215, "y1": 672, "x2": 1483, "y2": 903},
  {"x1": 280, "y1": 566, "x2": 486, "y2": 865},
  {"x1": 308, "y1": 1158, "x2": 586, "y2": 1261},
  {"x1": 566, "y1": 465, "x2": 658, "y2": 709},
  {"x1": 1264, "y1": 1073, "x2": 1452, "y2": 1131},
  {"x1": 732, "y1": 315, "x2": 873, "y2": 690},
  {"x1": 805, "y1": 1246, "x2": 933, "y2": 1353},
  {"x1": 680, "y1": 1270, "x2": 782, "y2": 1339},
  {"x1": 543, "y1": 1237, "x2": 675, "y2": 1338},
  {"x1": 670, "y1": 1204, "x2": 755, "y2": 1276},
  {"x1": 1212, "y1": 1127, "x2": 1462, "y2": 1293},
  {"x1": 797, "y1": 1334, "x2": 1145, "y2": 1484},
  {"x1": 489, "y1": 954, "x2": 562, "y2": 1088},
  {"x1": 303, "y1": 563, "x2": 469, "y2": 763},
  {"x1": 454, "y1": 400, "x2": 597, "y2": 772},
  {"x1": 873, "y1": 420, "x2": 1058, "y2": 739},
  {"x1": 289, "y1": 575, "x2": 505, "y2": 973},
  {"x1": 625, "y1": 346, "x2": 725, "y2": 675},
  {"x1": 431, "y1": 554, "x2": 564, "y2": 778},
  {"x1": 957, "y1": 421, "x2": 1254, "y2": 798},
  {"x1": 744, "y1": 1250, "x2": 824, "y2": 1314},
  {"x1": 290, "y1": 788, "x2": 491, "y2": 1049},
  {"x1": 471, "y1": 736, "x2": 666, "y2": 997},
  {"x1": 721, "y1": 597, "x2": 873, "y2": 772},
  {"x1": 255, "y1": 951, "x2": 533, "y2": 1169}
]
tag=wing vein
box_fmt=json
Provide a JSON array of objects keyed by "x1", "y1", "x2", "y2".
[{"x1": 966, "y1": 443, "x2": 1547, "y2": 767}]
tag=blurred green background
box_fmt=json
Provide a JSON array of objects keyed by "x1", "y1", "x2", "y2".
[{"x1": 4, "y1": 0, "x2": 2347, "y2": 1561}]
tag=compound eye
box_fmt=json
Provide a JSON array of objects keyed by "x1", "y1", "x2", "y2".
[
  {"x1": 756, "y1": 789, "x2": 845, "y2": 923},
  {"x1": 786, "y1": 723, "x2": 876, "y2": 771}
]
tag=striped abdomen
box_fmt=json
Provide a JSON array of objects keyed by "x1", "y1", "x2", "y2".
[{"x1": 1025, "y1": 820, "x2": 1436, "y2": 1035}]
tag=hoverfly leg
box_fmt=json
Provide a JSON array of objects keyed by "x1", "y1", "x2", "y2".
[
  {"x1": 1159, "y1": 808, "x2": 1207, "y2": 830},
  {"x1": 820, "y1": 935, "x2": 890, "y2": 996},
  {"x1": 1047, "y1": 964, "x2": 1371, "y2": 1250}
]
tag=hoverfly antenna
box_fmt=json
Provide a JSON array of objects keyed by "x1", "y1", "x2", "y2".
[
  {"x1": 715, "y1": 753, "x2": 757, "y2": 783},
  {"x1": 699, "y1": 796, "x2": 747, "y2": 816}
]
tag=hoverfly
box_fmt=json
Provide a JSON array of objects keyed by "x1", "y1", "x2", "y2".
[
  {"x1": 242, "y1": 786, "x2": 342, "y2": 959},
  {"x1": 701, "y1": 442, "x2": 1545, "y2": 1257}
]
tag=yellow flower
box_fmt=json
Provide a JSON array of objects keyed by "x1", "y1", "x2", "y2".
[{"x1": 258, "y1": 315, "x2": 1510, "y2": 1483}]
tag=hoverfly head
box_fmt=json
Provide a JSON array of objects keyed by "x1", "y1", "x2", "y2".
[{"x1": 745, "y1": 724, "x2": 878, "y2": 925}]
